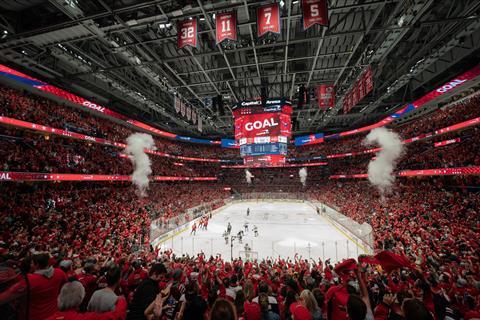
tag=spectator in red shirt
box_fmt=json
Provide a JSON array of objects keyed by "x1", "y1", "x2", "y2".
[{"x1": 0, "y1": 253, "x2": 67, "y2": 320}]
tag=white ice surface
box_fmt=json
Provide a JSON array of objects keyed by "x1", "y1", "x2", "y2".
[{"x1": 159, "y1": 201, "x2": 365, "y2": 262}]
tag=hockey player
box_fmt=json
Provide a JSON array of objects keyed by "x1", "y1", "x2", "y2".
[
  {"x1": 191, "y1": 222, "x2": 197, "y2": 235},
  {"x1": 223, "y1": 230, "x2": 229, "y2": 244},
  {"x1": 253, "y1": 225, "x2": 258, "y2": 237},
  {"x1": 244, "y1": 222, "x2": 249, "y2": 232},
  {"x1": 237, "y1": 230, "x2": 243, "y2": 244},
  {"x1": 247, "y1": 208, "x2": 250, "y2": 216},
  {"x1": 227, "y1": 222, "x2": 232, "y2": 234}
]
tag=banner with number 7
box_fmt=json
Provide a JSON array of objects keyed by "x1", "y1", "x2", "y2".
[
  {"x1": 257, "y1": 3, "x2": 281, "y2": 37},
  {"x1": 178, "y1": 19, "x2": 198, "y2": 49},
  {"x1": 216, "y1": 11, "x2": 238, "y2": 44},
  {"x1": 302, "y1": 0, "x2": 329, "y2": 30}
]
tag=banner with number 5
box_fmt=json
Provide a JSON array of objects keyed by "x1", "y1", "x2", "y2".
[
  {"x1": 302, "y1": 0, "x2": 329, "y2": 30},
  {"x1": 257, "y1": 3, "x2": 281, "y2": 37},
  {"x1": 178, "y1": 19, "x2": 198, "y2": 49},
  {"x1": 216, "y1": 11, "x2": 237, "y2": 44}
]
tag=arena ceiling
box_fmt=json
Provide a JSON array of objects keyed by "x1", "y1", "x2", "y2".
[{"x1": 0, "y1": 0, "x2": 479, "y2": 139}]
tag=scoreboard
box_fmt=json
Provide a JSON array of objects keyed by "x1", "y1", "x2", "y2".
[{"x1": 233, "y1": 98, "x2": 292, "y2": 167}]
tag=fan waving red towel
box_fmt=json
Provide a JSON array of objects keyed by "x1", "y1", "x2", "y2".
[{"x1": 359, "y1": 251, "x2": 414, "y2": 272}]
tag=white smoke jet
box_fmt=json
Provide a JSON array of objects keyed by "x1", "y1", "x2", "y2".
[
  {"x1": 299, "y1": 167, "x2": 307, "y2": 187},
  {"x1": 363, "y1": 127, "x2": 404, "y2": 194},
  {"x1": 245, "y1": 169, "x2": 254, "y2": 184},
  {"x1": 125, "y1": 133, "x2": 156, "y2": 197}
]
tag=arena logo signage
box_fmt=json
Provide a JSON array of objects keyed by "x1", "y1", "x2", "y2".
[
  {"x1": 241, "y1": 100, "x2": 262, "y2": 107},
  {"x1": 245, "y1": 118, "x2": 279, "y2": 131},
  {"x1": 82, "y1": 101, "x2": 105, "y2": 113}
]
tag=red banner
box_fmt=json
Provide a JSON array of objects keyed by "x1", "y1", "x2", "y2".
[
  {"x1": 178, "y1": 19, "x2": 198, "y2": 49},
  {"x1": 317, "y1": 84, "x2": 335, "y2": 109},
  {"x1": 342, "y1": 66, "x2": 373, "y2": 113},
  {"x1": 216, "y1": 11, "x2": 237, "y2": 44},
  {"x1": 257, "y1": 3, "x2": 281, "y2": 37},
  {"x1": 0, "y1": 172, "x2": 218, "y2": 182},
  {"x1": 302, "y1": 0, "x2": 329, "y2": 29},
  {"x1": 364, "y1": 66, "x2": 373, "y2": 93}
]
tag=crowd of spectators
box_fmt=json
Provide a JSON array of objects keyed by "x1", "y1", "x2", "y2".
[
  {"x1": 1, "y1": 71, "x2": 480, "y2": 320},
  {"x1": 0, "y1": 86, "x2": 239, "y2": 160},
  {"x1": 1, "y1": 176, "x2": 479, "y2": 320},
  {"x1": 0, "y1": 127, "x2": 224, "y2": 176},
  {"x1": 289, "y1": 94, "x2": 480, "y2": 160}
]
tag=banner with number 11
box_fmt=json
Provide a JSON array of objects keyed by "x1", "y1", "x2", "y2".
[{"x1": 216, "y1": 12, "x2": 237, "y2": 44}]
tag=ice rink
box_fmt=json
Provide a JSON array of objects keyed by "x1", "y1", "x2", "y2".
[{"x1": 159, "y1": 201, "x2": 366, "y2": 262}]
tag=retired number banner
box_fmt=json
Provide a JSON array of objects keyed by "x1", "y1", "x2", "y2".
[
  {"x1": 257, "y1": 3, "x2": 281, "y2": 37},
  {"x1": 178, "y1": 19, "x2": 197, "y2": 49},
  {"x1": 216, "y1": 12, "x2": 237, "y2": 44},
  {"x1": 301, "y1": 0, "x2": 329, "y2": 29}
]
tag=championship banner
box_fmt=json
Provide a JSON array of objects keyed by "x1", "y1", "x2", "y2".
[
  {"x1": 178, "y1": 19, "x2": 198, "y2": 49},
  {"x1": 343, "y1": 92, "x2": 351, "y2": 113},
  {"x1": 180, "y1": 101, "x2": 186, "y2": 116},
  {"x1": 364, "y1": 66, "x2": 373, "y2": 93},
  {"x1": 216, "y1": 11, "x2": 237, "y2": 44},
  {"x1": 352, "y1": 85, "x2": 359, "y2": 106},
  {"x1": 301, "y1": 0, "x2": 329, "y2": 30},
  {"x1": 317, "y1": 84, "x2": 335, "y2": 109},
  {"x1": 174, "y1": 96, "x2": 181, "y2": 113},
  {"x1": 257, "y1": 3, "x2": 281, "y2": 37},
  {"x1": 186, "y1": 106, "x2": 192, "y2": 121},
  {"x1": 192, "y1": 110, "x2": 197, "y2": 124},
  {"x1": 198, "y1": 115, "x2": 203, "y2": 132}
]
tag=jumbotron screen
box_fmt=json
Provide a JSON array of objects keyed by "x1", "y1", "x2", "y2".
[{"x1": 233, "y1": 98, "x2": 292, "y2": 167}]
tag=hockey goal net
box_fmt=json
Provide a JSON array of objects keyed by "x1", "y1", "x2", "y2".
[{"x1": 238, "y1": 250, "x2": 259, "y2": 261}]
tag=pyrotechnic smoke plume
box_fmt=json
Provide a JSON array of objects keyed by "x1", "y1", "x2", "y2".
[
  {"x1": 245, "y1": 169, "x2": 254, "y2": 184},
  {"x1": 125, "y1": 133, "x2": 156, "y2": 197},
  {"x1": 299, "y1": 167, "x2": 307, "y2": 186},
  {"x1": 363, "y1": 127, "x2": 404, "y2": 193}
]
